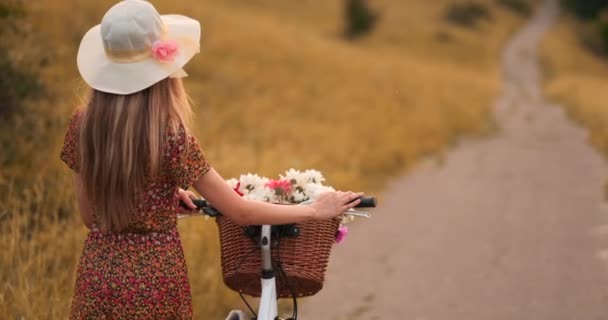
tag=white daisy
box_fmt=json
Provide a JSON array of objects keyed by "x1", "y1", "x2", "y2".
[
  {"x1": 302, "y1": 169, "x2": 325, "y2": 184},
  {"x1": 292, "y1": 190, "x2": 309, "y2": 203},
  {"x1": 239, "y1": 173, "x2": 267, "y2": 194},
  {"x1": 255, "y1": 186, "x2": 279, "y2": 203},
  {"x1": 281, "y1": 168, "x2": 305, "y2": 185}
]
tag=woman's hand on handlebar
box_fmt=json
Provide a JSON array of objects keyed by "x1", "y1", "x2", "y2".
[
  {"x1": 178, "y1": 188, "x2": 198, "y2": 214},
  {"x1": 311, "y1": 191, "x2": 364, "y2": 220}
]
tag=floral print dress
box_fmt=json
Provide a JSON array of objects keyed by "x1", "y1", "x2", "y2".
[{"x1": 60, "y1": 109, "x2": 211, "y2": 320}]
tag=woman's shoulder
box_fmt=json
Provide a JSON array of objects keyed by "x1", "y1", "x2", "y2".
[
  {"x1": 67, "y1": 107, "x2": 86, "y2": 129},
  {"x1": 165, "y1": 122, "x2": 188, "y2": 144},
  {"x1": 63, "y1": 107, "x2": 87, "y2": 138},
  {"x1": 163, "y1": 122, "x2": 210, "y2": 188},
  {"x1": 164, "y1": 122, "x2": 194, "y2": 161},
  {"x1": 60, "y1": 107, "x2": 86, "y2": 172},
  {"x1": 164, "y1": 122, "x2": 206, "y2": 159}
]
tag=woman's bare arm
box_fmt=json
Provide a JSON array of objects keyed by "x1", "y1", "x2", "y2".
[
  {"x1": 192, "y1": 168, "x2": 362, "y2": 225},
  {"x1": 73, "y1": 173, "x2": 95, "y2": 229}
]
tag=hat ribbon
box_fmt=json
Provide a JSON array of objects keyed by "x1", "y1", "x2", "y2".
[{"x1": 104, "y1": 35, "x2": 199, "y2": 64}]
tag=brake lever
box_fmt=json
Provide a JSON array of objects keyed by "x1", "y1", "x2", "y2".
[{"x1": 344, "y1": 209, "x2": 371, "y2": 218}]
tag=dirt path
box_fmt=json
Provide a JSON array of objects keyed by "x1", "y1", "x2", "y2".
[{"x1": 301, "y1": 1, "x2": 608, "y2": 319}]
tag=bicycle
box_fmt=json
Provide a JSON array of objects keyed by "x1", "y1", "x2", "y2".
[{"x1": 179, "y1": 196, "x2": 377, "y2": 320}]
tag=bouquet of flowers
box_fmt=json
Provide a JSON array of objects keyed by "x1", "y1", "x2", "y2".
[{"x1": 225, "y1": 169, "x2": 356, "y2": 243}]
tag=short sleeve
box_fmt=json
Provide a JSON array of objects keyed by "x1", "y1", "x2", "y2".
[
  {"x1": 168, "y1": 126, "x2": 211, "y2": 189},
  {"x1": 59, "y1": 109, "x2": 83, "y2": 172}
]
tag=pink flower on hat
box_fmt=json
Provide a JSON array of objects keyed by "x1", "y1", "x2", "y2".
[{"x1": 151, "y1": 40, "x2": 179, "y2": 63}]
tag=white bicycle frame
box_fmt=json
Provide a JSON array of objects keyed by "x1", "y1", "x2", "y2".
[
  {"x1": 227, "y1": 208, "x2": 370, "y2": 320},
  {"x1": 177, "y1": 216, "x2": 278, "y2": 319},
  {"x1": 222, "y1": 225, "x2": 279, "y2": 320},
  {"x1": 257, "y1": 224, "x2": 279, "y2": 320}
]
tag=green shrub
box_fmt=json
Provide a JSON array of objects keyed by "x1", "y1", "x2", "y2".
[
  {"x1": 561, "y1": 0, "x2": 608, "y2": 20},
  {"x1": 0, "y1": 0, "x2": 42, "y2": 120},
  {"x1": 601, "y1": 22, "x2": 608, "y2": 49},
  {"x1": 497, "y1": 0, "x2": 532, "y2": 16},
  {"x1": 559, "y1": 1, "x2": 608, "y2": 57},
  {"x1": 0, "y1": 54, "x2": 42, "y2": 119},
  {"x1": 0, "y1": 1, "x2": 24, "y2": 19},
  {"x1": 591, "y1": 13, "x2": 608, "y2": 55},
  {"x1": 344, "y1": 0, "x2": 378, "y2": 39},
  {"x1": 579, "y1": 24, "x2": 607, "y2": 56},
  {"x1": 443, "y1": 2, "x2": 491, "y2": 28}
]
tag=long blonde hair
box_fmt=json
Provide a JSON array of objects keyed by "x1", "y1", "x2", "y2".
[{"x1": 79, "y1": 78, "x2": 192, "y2": 232}]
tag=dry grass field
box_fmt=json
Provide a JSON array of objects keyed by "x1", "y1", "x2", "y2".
[
  {"x1": 541, "y1": 16, "x2": 608, "y2": 184},
  {"x1": 1, "y1": 0, "x2": 531, "y2": 318}
]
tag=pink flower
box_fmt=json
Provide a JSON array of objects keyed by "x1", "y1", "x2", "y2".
[
  {"x1": 335, "y1": 226, "x2": 348, "y2": 244},
  {"x1": 151, "y1": 40, "x2": 179, "y2": 63},
  {"x1": 265, "y1": 179, "x2": 292, "y2": 195}
]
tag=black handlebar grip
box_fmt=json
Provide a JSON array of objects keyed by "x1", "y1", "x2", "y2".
[
  {"x1": 355, "y1": 197, "x2": 376, "y2": 208},
  {"x1": 178, "y1": 199, "x2": 208, "y2": 210},
  {"x1": 192, "y1": 199, "x2": 208, "y2": 209}
]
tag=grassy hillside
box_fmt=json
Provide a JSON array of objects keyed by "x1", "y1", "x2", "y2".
[
  {"x1": 541, "y1": 16, "x2": 608, "y2": 182},
  {"x1": 1, "y1": 0, "x2": 530, "y2": 318}
]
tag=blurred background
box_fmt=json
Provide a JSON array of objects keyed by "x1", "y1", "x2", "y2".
[{"x1": 1, "y1": 0, "x2": 608, "y2": 319}]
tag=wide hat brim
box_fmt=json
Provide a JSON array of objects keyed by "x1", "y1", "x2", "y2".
[{"x1": 77, "y1": 14, "x2": 200, "y2": 95}]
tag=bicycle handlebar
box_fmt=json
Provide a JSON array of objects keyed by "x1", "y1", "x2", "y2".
[{"x1": 179, "y1": 197, "x2": 376, "y2": 216}]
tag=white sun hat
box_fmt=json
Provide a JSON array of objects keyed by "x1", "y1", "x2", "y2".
[{"x1": 77, "y1": 0, "x2": 201, "y2": 95}]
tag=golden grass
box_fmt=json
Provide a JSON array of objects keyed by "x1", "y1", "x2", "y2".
[
  {"x1": 1, "y1": 0, "x2": 528, "y2": 318},
  {"x1": 541, "y1": 17, "x2": 608, "y2": 160}
]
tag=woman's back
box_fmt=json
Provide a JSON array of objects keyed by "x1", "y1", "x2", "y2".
[{"x1": 61, "y1": 108, "x2": 210, "y2": 233}]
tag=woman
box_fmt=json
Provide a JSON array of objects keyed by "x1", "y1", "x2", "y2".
[{"x1": 60, "y1": 0, "x2": 362, "y2": 318}]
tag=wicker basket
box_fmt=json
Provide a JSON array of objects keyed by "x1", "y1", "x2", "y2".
[{"x1": 215, "y1": 215, "x2": 341, "y2": 298}]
